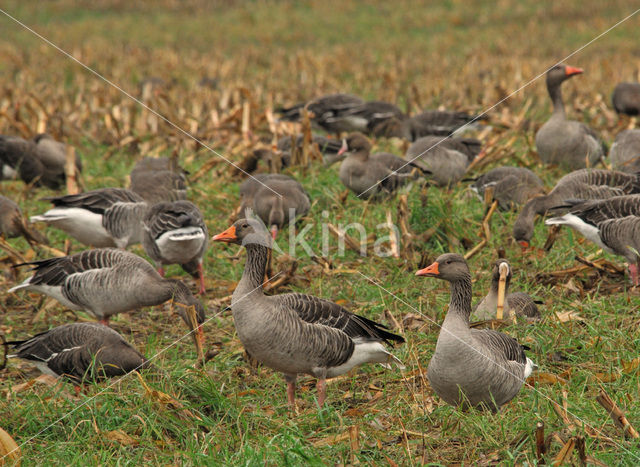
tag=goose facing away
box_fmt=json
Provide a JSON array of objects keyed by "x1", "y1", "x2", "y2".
[
  {"x1": 535, "y1": 65, "x2": 605, "y2": 169},
  {"x1": 610, "y1": 129, "x2": 640, "y2": 173},
  {"x1": 469, "y1": 167, "x2": 545, "y2": 210},
  {"x1": 472, "y1": 260, "x2": 541, "y2": 322},
  {"x1": 8, "y1": 248, "x2": 205, "y2": 354},
  {"x1": 7, "y1": 323, "x2": 149, "y2": 383},
  {"x1": 142, "y1": 200, "x2": 208, "y2": 294},
  {"x1": 0, "y1": 195, "x2": 47, "y2": 244},
  {"x1": 129, "y1": 157, "x2": 188, "y2": 203},
  {"x1": 30, "y1": 188, "x2": 148, "y2": 248},
  {"x1": 212, "y1": 219, "x2": 404, "y2": 409},
  {"x1": 611, "y1": 82, "x2": 640, "y2": 116},
  {"x1": 416, "y1": 253, "x2": 536, "y2": 411}
]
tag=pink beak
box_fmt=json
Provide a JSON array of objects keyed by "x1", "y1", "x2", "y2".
[
  {"x1": 270, "y1": 225, "x2": 278, "y2": 239},
  {"x1": 337, "y1": 139, "x2": 348, "y2": 157}
]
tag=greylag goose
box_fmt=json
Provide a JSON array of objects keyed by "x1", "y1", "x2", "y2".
[
  {"x1": 8, "y1": 248, "x2": 205, "y2": 355},
  {"x1": 610, "y1": 129, "x2": 640, "y2": 173},
  {"x1": 405, "y1": 136, "x2": 482, "y2": 187},
  {"x1": 336, "y1": 100, "x2": 405, "y2": 133},
  {"x1": 0, "y1": 195, "x2": 47, "y2": 244},
  {"x1": 338, "y1": 132, "x2": 430, "y2": 199},
  {"x1": 611, "y1": 82, "x2": 640, "y2": 116},
  {"x1": 469, "y1": 167, "x2": 545, "y2": 210},
  {"x1": 372, "y1": 110, "x2": 486, "y2": 141},
  {"x1": 142, "y1": 200, "x2": 208, "y2": 294},
  {"x1": 238, "y1": 174, "x2": 310, "y2": 238},
  {"x1": 535, "y1": 65, "x2": 605, "y2": 169},
  {"x1": 416, "y1": 253, "x2": 536, "y2": 411},
  {"x1": 472, "y1": 260, "x2": 541, "y2": 322},
  {"x1": 596, "y1": 216, "x2": 640, "y2": 285},
  {"x1": 30, "y1": 188, "x2": 148, "y2": 248},
  {"x1": 212, "y1": 219, "x2": 404, "y2": 408},
  {"x1": 512, "y1": 169, "x2": 640, "y2": 247},
  {"x1": 276, "y1": 93, "x2": 364, "y2": 134},
  {"x1": 129, "y1": 157, "x2": 188, "y2": 203},
  {"x1": 252, "y1": 134, "x2": 345, "y2": 170},
  {"x1": 7, "y1": 323, "x2": 148, "y2": 383}
]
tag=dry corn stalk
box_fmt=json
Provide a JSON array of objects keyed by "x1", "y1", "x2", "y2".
[{"x1": 0, "y1": 426, "x2": 21, "y2": 465}]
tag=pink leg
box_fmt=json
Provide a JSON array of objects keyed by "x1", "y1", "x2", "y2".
[
  {"x1": 99, "y1": 317, "x2": 110, "y2": 326},
  {"x1": 157, "y1": 266, "x2": 165, "y2": 277},
  {"x1": 629, "y1": 262, "x2": 639, "y2": 287},
  {"x1": 316, "y1": 379, "x2": 327, "y2": 407},
  {"x1": 197, "y1": 263, "x2": 206, "y2": 295},
  {"x1": 287, "y1": 381, "x2": 296, "y2": 410}
]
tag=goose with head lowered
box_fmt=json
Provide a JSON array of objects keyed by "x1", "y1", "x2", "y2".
[
  {"x1": 129, "y1": 156, "x2": 188, "y2": 203},
  {"x1": 212, "y1": 218, "x2": 404, "y2": 409},
  {"x1": 468, "y1": 167, "x2": 545, "y2": 211},
  {"x1": 611, "y1": 82, "x2": 640, "y2": 116},
  {"x1": 0, "y1": 195, "x2": 47, "y2": 245},
  {"x1": 416, "y1": 253, "x2": 536, "y2": 412},
  {"x1": 276, "y1": 93, "x2": 364, "y2": 135}
]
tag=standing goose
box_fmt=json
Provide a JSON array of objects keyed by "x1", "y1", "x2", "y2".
[
  {"x1": 338, "y1": 132, "x2": 430, "y2": 199},
  {"x1": 7, "y1": 323, "x2": 149, "y2": 383},
  {"x1": 513, "y1": 169, "x2": 640, "y2": 247},
  {"x1": 609, "y1": 129, "x2": 640, "y2": 173},
  {"x1": 405, "y1": 136, "x2": 482, "y2": 187},
  {"x1": 611, "y1": 82, "x2": 640, "y2": 116},
  {"x1": 142, "y1": 200, "x2": 208, "y2": 294},
  {"x1": 212, "y1": 219, "x2": 404, "y2": 408},
  {"x1": 0, "y1": 195, "x2": 47, "y2": 244},
  {"x1": 8, "y1": 249, "x2": 205, "y2": 354},
  {"x1": 535, "y1": 64, "x2": 605, "y2": 169},
  {"x1": 472, "y1": 260, "x2": 541, "y2": 322},
  {"x1": 596, "y1": 216, "x2": 640, "y2": 286},
  {"x1": 129, "y1": 157, "x2": 188, "y2": 203},
  {"x1": 469, "y1": 167, "x2": 545, "y2": 210},
  {"x1": 276, "y1": 93, "x2": 365, "y2": 134},
  {"x1": 372, "y1": 109, "x2": 486, "y2": 141},
  {"x1": 30, "y1": 188, "x2": 148, "y2": 248},
  {"x1": 416, "y1": 253, "x2": 536, "y2": 411}
]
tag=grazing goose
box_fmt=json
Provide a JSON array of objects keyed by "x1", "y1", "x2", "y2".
[
  {"x1": 469, "y1": 167, "x2": 545, "y2": 210},
  {"x1": 142, "y1": 200, "x2": 208, "y2": 294},
  {"x1": 238, "y1": 174, "x2": 310, "y2": 238},
  {"x1": 252, "y1": 134, "x2": 345, "y2": 170},
  {"x1": 129, "y1": 157, "x2": 188, "y2": 203},
  {"x1": 405, "y1": 136, "x2": 482, "y2": 187},
  {"x1": 336, "y1": 100, "x2": 405, "y2": 134},
  {"x1": 610, "y1": 129, "x2": 640, "y2": 173},
  {"x1": 535, "y1": 65, "x2": 605, "y2": 169},
  {"x1": 513, "y1": 169, "x2": 640, "y2": 247},
  {"x1": 7, "y1": 323, "x2": 148, "y2": 383},
  {"x1": 338, "y1": 132, "x2": 430, "y2": 199},
  {"x1": 597, "y1": 216, "x2": 640, "y2": 286},
  {"x1": 30, "y1": 188, "x2": 148, "y2": 248},
  {"x1": 416, "y1": 253, "x2": 536, "y2": 411},
  {"x1": 212, "y1": 219, "x2": 404, "y2": 408},
  {"x1": 8, "y1": 249, "x2": 205, "y2": 354},
  {"x1": 372, "y1": 110, "x2": 486, "y2": 141},
  {"x1": 276, "y1": 93, "x2": 365, "y2": 134},
  {"x1": 611, "y1": 82, "x2": 640, "y2": 116},
  {"x1": 0, "y1": 195, "x2": 47, "y2": 244},
  {"x1": 472, "y1": 260, "x2": 541, "y2": 322}
]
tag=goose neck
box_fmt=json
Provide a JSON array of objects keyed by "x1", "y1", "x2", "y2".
[
  {"x1": 239, "y1": 243, "x2": 270, "y2": 292},
  {"x1": 445, "y1": 276, "x2": 472, "y2": 325},
  {"x1": 547, "y1": 81, "x2": 566, "y2": 117}
]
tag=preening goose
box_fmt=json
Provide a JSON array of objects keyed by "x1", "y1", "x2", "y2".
[
  {"x1": 512, "y1": 169, "x2": 640, "y2": 247},
  {"x1": 372, "y1": 110, "x2": 486, "y2": 141},
  {"x1": 8, "y1": 248, "x2": 205, "y2": 354},
  {"x1": 129, "y1": 157, "x2": 188, "y2": 203},
  {"x1": 30, "y1": 188, "x2": 148, "y2": 248},
  {"x1": 469, "y1": 167, "x2": 545, "y2": 210},
  {"x1": 142, "y1": 200, "x2": 208, "y2": 294},
  {"x1": 338, "y1": 132, "x2": 429, "y2": 199},
  {"x1": 611, "y1": 82, "x2": 640, "y2": 116},
  {"x1": 212, "y1": 219, "x2": 404, "y2": 409},
  {"x1": 472, "y1": 260, "x2": 541, "y2": 322},
  {"x1": 610, "y1": 129, "x2": 640, "y2": 173},
  {"x1": 276, "y1": 93, "x2": 365, "y2": 134},
  {"x1": 238, "y1": 174, "x2": 310, "y2": 238},
  {"x1": 535, "y1": 64, "x2": 605, "y2": 169},
  {"x1": 405, "y1": 136, "x2": 482, "y2": 187},
  {"x1": 0, "y1": 195, "x2": 47, "y2": 244},
  {"x1": 7, "y1": 323, "x2": 148, "y2": 383},
  {"x1": 416, "y1": 253, "x2": 536, "y2": 411}
]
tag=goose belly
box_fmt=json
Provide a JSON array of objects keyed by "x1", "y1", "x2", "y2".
[
  {"x1": 32, "y1": 208, "x2": 115, "y2": 247},
  {"x1": 24, "y1": 284, "x2": 83, "y2": 311},
  {"x1": 155, "y1": 227, "x2": 205, "y2": 264}
]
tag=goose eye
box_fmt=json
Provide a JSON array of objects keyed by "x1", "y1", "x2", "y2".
[{"x1": 241, "y1": 223, "x2": 248, "y2": 229}]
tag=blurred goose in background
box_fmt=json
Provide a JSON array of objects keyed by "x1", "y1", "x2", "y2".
[
  {"x1": 7, "y1": 323, "x2": 149, "y2": 383},
  {"x1": 372, "y1": 109, "x2": 486, "y2": 141},
  {"x1": 335, "y1": 100, "x2": 405, "y2": 133},
  {"x1": 472, "y1": 259, "x2": 541, "y2": 322},
  {"x1": 609, "y1": 129, "x2": 640, "y2": 173},
  {"x1": 611, "y1": 82, "x2": 640, "y2": 116},
  {"x1": 0, "y1": 195, "x2": 47, "y2": 244},
  {"x1": 338, "y1": 132, "x2": 430, "y2": 199},
  {"x1": 9, "y1": 248, "x2": 205, "y2": 355},
  {"x1": 30, "y1": 188, "x2": 148, "y2": 248},
  {"x1": 405, "y1": 135, "x2": 482, "y2": 187},
  {"x1": 143, "y1": 200, "x2": 208, "y2": 294},
  {"x1": 251, "y1": 134, "x2": 345, "y2": 170},
  {"x1": 596, "y1": 216, "x2": 640, "y2": 286},
  {"x1": 212, "y1": 219, "x2": 404, "y2": 409},
  {"x1": 238, "y1": 173, "x2": 310, "y2": 238},
  {"x1": 535, "y1": 64, "x2": 605, "y2": 169},
  {"x1": 469, "y1": 167, "x2": 545, "y2": 210},
  {"x1": 512, "y1": 169, "x2": 640, "y2": 247},
  {"x1": 129, "y1": 157, "x2": 188, "y2": 203},
  {"x1": 416, "y1": 253, "x2": 536, "y2": 411},
  {"x1": 276, "y1": 93, "x2": 364, "y2": 134}
]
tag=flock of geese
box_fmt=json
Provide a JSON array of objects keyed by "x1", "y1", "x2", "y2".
[{"x1": 1, "y1": 64, "x2": 640, "y2": 413}]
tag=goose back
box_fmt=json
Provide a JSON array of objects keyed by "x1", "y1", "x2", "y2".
[
  {"x1": 610, "y1": 129, "x2": 640, "y2": 173},
  {"x1": 471, "y1": 167, "x2": 545, "y2": 210},
  {"x1": 406, "y1": 136, "x2": 481, "y2": 186},
  {"x1": 612, "y1": 82, "x2": 640, "y2": 116},
  {"x1": 130, "y1": 157, "x2": 188, "y2": 203}
]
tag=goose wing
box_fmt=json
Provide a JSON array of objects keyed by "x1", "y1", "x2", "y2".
[
  {"x1": 44, "y1": 188, "x2": 144, "y2": 214},
  {"x1": 470, "y1": 328, "x2": 526, "y2": 364}
]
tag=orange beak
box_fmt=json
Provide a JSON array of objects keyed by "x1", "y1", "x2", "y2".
[
  {"x1": 565, "y1": 66, "x2": 583, "y2": 76},
  {"x1": 415, "y1": 261, "x2": 439, "y2": 277},
  {"x1": 212, "y1": 225, "x2": 237, "y2": 242},
  {"x1": 518, "y1": 240, "x2": 529, "y2": 248}
]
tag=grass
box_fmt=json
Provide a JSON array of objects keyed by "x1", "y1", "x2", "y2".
[{"x1": 1, "y1": 0, "x2": 640, "y2": 464}]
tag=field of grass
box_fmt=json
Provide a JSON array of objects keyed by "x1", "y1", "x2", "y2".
[{"x1": 1, "y1": 0, "x2": 640, "y2": 464}]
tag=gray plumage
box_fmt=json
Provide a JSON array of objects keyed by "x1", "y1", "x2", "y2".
[
  {"x1": 469, "y1": 167, "x2": 545, "y2": 210},
  {"x1": 610, "y1": 129, "x2": 640, "y2": 173},
  {"x1": 597, "y1": 216, "x2": 640, "y2": 285},
  {"x1": 30, "y1": 188, "x2": 148, "y2": 248},
  {"x1": 7, "y1": 323, "x2": 148, "y2": 383},
  {"x1": 416, "y1": 253, "x2": 536, "y2": 412},
  {"x1": 0, "y1": 195, "x2": 47, "y2": 244},
  {"x1": 129, "y1": 157, "x2": 188, "y2": 203},
  {"x1": 372, "y1": 110, "x2": 486, "y2": 141},
  {"x1": 535, "y1": 64, "x2": 605, "y2": 169},
  {"x1": 611, "y1": 82, "x2": 640, "y2": 116},
  {"x1": 276, "y1": 93, "x2": 365, "y2": 134},
  {"x1": 252, "y1": 134, "x2": 345, "y2": 169},
  {"x1": 512, "y1": 169, "x2": 640, "y2": 245},
  {"x1": 336, "y1": 100, "x2": 405, "y2": 134}
]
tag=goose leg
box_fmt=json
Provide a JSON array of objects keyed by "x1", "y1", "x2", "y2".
[
  {"x1": 99, "y1": 317, "x2": 110, "y2": 326},
  {"x1": 316, "y1": 379, "x2": 327, "y2": 407},
  {"x1": 629, "y1": 262, "x2": 639, "y2": 287},
  {"x1": 157, "y1": 266, "x2": 165, "y2": 277},
  {"x1": 284, "y1": 374, "x2": 297, "y2": 412},
  {"x1": 197, "y1": 263, "x2": 206, "y2": 295}
]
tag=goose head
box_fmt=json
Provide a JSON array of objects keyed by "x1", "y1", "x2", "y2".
[
  {"x1": 492, "y1": 260, "x2": 512, "y2": 284},
  {"x1": 415, "y1": 253, "x2": 470, "y2": 282},
  {"x1": 546, "y1": 64, "x2": 583, "y2": 93},
  {"x1": 338, "y1": 132, "x2": 372, "y2": 157},
  {"x1": 212, "y1": 218, "x2": 273, "y2": 248}
]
